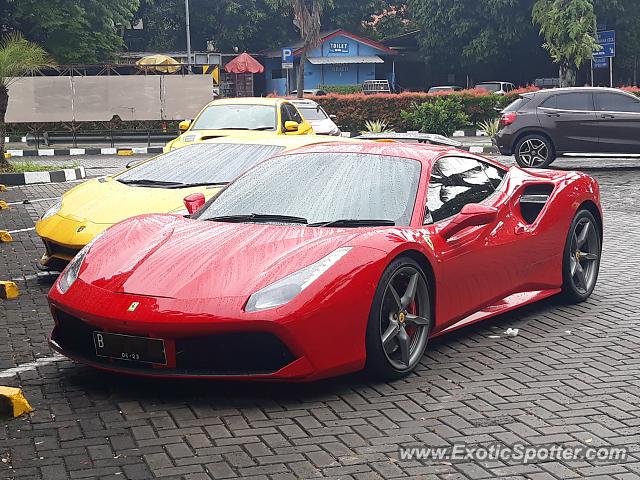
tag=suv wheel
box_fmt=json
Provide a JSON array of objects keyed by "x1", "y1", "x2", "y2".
[{"x1": 514, "y1": 134, "x2": 555, "y2": 168}]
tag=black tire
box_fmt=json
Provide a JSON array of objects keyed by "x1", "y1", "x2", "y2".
[
  {"x1": 562, "y1": 209, "x2": 601, "y2": 303},
  {"x1": 365, "y1": 257, "x2": 432, "y2": 381},
  {"x1": 514, "y1": 134, "x2": 556, "y2": 168}
]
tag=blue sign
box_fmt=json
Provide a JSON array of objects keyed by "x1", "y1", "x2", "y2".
[
  {"x1": 593, "y1": 30, "x2": 615, "y2": 58},
  {"x1": 329, "y1": 42, "x2": 349, "y2": 54},
  {"x1": 281, "y1": 47, "x2": 294, "y2": 69},
  {"x1": 593, "y1": 57, "x2": 609, "y2": 69}
]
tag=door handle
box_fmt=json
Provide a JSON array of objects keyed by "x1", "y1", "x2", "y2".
[
  {"x1": 600, "y1": 114, "x2": 615, "y2": 119},
  {"x1": 546, "y1": 113, "x2": 560, "y2": 117}
]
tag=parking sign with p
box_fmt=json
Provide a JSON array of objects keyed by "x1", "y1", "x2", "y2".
[{"x1": 282, "y1": 47, "x2": 294, "y2": 69}]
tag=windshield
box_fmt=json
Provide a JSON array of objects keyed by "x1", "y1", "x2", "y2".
[
  {"x1": 116, "y1": 143, "x2": 285, "y2": 187},
  {"x1": 191, "y1": 104, "x2": 277, "y2": 131},
  {"x1": 297, "y1": 106, "x2": 328, "y2": 121},
  {"x1": 197, "y1": 152, "x2": 421, "y2": 226},
  {"x1": 476, "y1": 83, "x2": 501, "y2": 92}
]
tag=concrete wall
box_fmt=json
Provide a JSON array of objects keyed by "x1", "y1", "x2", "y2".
[{"x1": 6, "y1": 75, "x2": 216, "y2": 123}]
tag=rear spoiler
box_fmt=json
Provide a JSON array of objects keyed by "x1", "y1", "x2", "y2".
[{"x1": 355, "y1": 132, "x2": 463, "y2": 148}]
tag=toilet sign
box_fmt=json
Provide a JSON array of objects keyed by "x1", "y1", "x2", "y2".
[{"x1": 282, "y1": 48, "x2": 294, "y2": 69}]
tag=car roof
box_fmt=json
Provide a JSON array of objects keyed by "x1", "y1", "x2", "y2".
[
  {"x1": 277, "y1": 140, "x2": 457, "y2": 167},
  {"x1": 531, "y1": 86, "x2": 633, "y2": 95},
  {"x1": 288, "y1": 99, "x2": 319, "y2": 107},
  {"x1": 203, "y1": 97, "x2": 285, "y2": 107}
]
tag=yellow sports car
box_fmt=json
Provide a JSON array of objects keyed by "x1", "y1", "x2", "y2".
[
  {"x1": 164, "y1": 97, "x2": 314, "y2": 152},
  {"x1": 36, "y1": 134, "x2": 350, "y2": 270}
]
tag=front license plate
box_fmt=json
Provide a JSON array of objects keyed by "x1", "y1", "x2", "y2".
[{"x1": 93, "y1": 332, "x2": 167, "y2": 365}]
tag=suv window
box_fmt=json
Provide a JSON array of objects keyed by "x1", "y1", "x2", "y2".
[
  {"x1": 541, "y1": 92, "x2": 594, "y2": 111},
  {"x1": 425, "y1": 157, "x2": 497, "y2": 224},
  {"x1": 594, "y1": 92, "x2": 640, "y2": 113},
  {"x1": 504, "y1": 97, "x2": 531, "y2": 112}
]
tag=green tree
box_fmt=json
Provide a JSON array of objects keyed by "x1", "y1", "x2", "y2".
[
  {"x1": 7, "y1": 0, "x2": 139, "y2": 63},
  {"x1": 272, "y1": 0, "x2": 332, "y2": 98},
  {"x1": 130, "y1": 0, "x2": 294, "y2": 54},
  {"x1": 594, "y1": 0, "x2": 640, "y2": 85},
  {"x1": 0, "y1": 34, "x2": 51, "y2": 168},
  {"x1": 323, "y1": 0, "x2": 414, "y2": 39},
  {"x1": 533, "y1": 0, "x2": 599, "y2": 87},
  {"x1": 410, "y1": 0, "x2": 537, "y2": 72}
]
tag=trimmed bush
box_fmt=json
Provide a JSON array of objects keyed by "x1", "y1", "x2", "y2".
[{"x1": 400, "y1": 96, "x2": 470, "y2": 136}]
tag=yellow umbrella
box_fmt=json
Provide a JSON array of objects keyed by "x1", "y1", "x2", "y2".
[{"x1": 136, "y1": 54, "x2": 181, "y2": 74}]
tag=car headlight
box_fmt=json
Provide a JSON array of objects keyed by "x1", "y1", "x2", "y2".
[
  {"x1": 41, "y1": 200, "x2": 62, "y2": 220},
  {"x1": 245, "y1": 247, "x2": 351, "y2": 312},
  {"x1": 57, "y1": 233, "x2": 104, "y2": 294}
]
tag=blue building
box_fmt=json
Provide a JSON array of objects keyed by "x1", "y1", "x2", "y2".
[{"x1": 263, "y1": 29, "x2": 398, "y2": 95}]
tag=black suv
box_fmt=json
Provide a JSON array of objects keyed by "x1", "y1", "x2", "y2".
[{"x1": 496, "y1": 87, "x2": 640, "y2": 167}]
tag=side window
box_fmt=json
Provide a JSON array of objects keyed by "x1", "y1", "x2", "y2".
[
  {"x1": 595, "y1": 92, "x2": 640, "y2": 113},
  {"x1": 280, "y1": 105, "x2": 293, "y2": 127},
  {"x1": 482, "y1": 162, "x2": 507, "y2": 189},
  {"x1": 425, "y1": 157, "x2": 496, "y2": 224},
  {"x1": 285, "y1": 104, "x2": 303, "y2": 123},
  {"x1": 553, "y1": 93, "x2": 594, "y2": 111}
]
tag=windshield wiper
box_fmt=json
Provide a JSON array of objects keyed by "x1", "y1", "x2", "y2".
[
  {"x1": 206, "y1": 213, "x2": 308, "y2": 224},
  {"x1": 308, "y1": 219, "x2": 396, "y2": 228},
  {"x1": 118, "y1": 179, "x2": 185, "y2": 187},
  {"x1": 248, "y1": 126, "x2": 275, "y2": 131},
  {"x1": 164, "y1": 181, "x2": 228, "y2": 189}
]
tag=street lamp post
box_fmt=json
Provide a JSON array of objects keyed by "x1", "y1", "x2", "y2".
[{"x1": 185, "y1": 0, "x2": 192, "y2": 70}]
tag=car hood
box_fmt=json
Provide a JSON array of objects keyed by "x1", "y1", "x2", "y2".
[
  {"x1": 56, "y1": 178, "x2": 222, "y2": 225},
  {"x1": 81, "y1": 214, "x2": 361, "y2": 299}
]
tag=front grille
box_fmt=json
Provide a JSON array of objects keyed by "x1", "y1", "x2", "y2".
[
  {"x1": 51, "y1": 309, "x2": 296, "y2": 375},
  {"x1": 45, "y1": 241, "x2": 81, "y2": 258},
  {"x1": 175, "y1": 333, "x2": 296, "y2": 374}
]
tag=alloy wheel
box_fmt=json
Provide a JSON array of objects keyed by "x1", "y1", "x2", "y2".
[
  {"x1": 518, "y1": 138, "x2": 549, "y2": 167},
  {"x1": 569, "y1": 217, "x2": 599, "y2": 294},
  {"x1": 379, "y1": 266, "x2": 430, "y2": 371}
]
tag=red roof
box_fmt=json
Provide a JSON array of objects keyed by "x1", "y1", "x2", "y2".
[
  {"x1": 224, "y1": 53, "x2": 265, "y2": 74},
  {"x1": 293, "y1": 29, "x2": 398, "y2": 57}
]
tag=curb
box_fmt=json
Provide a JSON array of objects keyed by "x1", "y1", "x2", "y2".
[
  {"x1": 4, "y1": 135, "x2": 27, "y2": 143},
  {"x1": 6, "y1": 146, "x2": 164, "y2": 158},
  {"x1": 452, "y1": 129, "x2": 488, "y2": 137},
  {"x1": 0, "y1": 386, "x2": 33, "y2": 418},
  {"x1": 0, "y1": 167, "x2": 86, "y2": 186},
  {"x1": 461, "y1": 145, "x2": 500, "y2": 154}
]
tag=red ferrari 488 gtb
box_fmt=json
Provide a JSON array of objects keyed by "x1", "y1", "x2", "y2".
[{"x1": 48, "y1": 142, "x2": 602, "y2": 381}]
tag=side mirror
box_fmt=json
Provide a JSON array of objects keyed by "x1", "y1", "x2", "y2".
[
  {"x1": 183, "y1": 193, "x2": 205, "y2": 215},
  {"x1": 179, "y1": 120, "x2": 191, "y2": 133},
  {"x1": 284, "y1": 121, "x2": 299, "y2": 132},
  {"x1": 439, "y1": 204, "x2": 498, "y2": 241}
]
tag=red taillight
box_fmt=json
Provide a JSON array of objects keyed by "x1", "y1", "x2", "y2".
[{"x1": 500, "y1": 112, "x2": 517, "y2": 126}]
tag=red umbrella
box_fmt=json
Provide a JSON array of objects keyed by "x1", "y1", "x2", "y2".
[{"x1": 224, "y1": 53, "x2": 264, "y2": 74}]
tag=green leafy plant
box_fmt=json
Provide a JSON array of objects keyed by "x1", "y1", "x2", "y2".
[
  {"x1": 532, "y1": 0, "x2": 599, "y2": 87},
  {"x1": 361, "y1": 119, "x2": 395, "y2": 134},
  {"x1": 0, "y1": 33, "x2": 52, "y2": 169},
  {"x1": 400, "y1": 96, "x2": 469, "y2": 136},
  {"x1": 319, "y1": 84, "x2": 362, "y2": 94},
  {"x1": 478, "y1": 118, "x2": 501, "y2": 144}
]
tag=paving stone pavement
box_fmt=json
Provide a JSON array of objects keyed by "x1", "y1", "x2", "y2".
[{"x1": 1, "y1": 155, "x2": 640, "y2": 480}]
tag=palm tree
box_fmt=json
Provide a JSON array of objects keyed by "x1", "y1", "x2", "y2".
[
  {"x1": 0, "y1": 34, "x2": 51, "y2": 169},
  {"x1": 275, "y1": 0, "x2": 331, "y2": 98}
]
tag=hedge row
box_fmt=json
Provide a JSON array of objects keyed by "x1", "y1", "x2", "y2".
[{"x1": 314, "y1": 86, "x2": 640, "y2": 133}]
